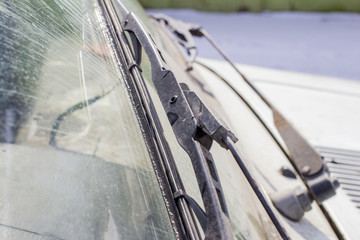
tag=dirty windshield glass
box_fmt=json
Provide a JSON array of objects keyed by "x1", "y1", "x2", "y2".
[{"x1": 0, "y1": 0, "x2": 175, "y2": 239}]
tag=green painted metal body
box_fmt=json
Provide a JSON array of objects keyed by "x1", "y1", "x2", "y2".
[{"x1": 140, "y1": 0, "x2": 360, "y2": 12}]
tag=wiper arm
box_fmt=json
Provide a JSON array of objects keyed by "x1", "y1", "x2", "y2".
[{"x1": 152, "y1": 14, "x2": 338, "y2": 220}]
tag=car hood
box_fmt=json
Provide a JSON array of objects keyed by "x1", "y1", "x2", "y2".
[{"x1": 196, "y1": 58, "x2": 360, "y2": 239}]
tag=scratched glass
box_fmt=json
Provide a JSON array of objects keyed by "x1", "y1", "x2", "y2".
[{"x1": 0, "y1": 0, "x2": 175, "y2": 239}]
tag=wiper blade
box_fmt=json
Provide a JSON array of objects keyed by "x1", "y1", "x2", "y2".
[
  {"x1": 152, "y1": 14, "x2": 338, "y2": 219},
  {"x1": 121, "y1": 12, "x2": 236, "y2": 240}
]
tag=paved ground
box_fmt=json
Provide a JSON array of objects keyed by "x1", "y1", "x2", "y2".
[{"x1": 147, "y1": 10, "x2": 360, "y2": 81}]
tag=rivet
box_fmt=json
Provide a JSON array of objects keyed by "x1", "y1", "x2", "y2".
[
  {"x1": 301, "y1": 165, "x2": 311, "y2": 175},
  {"x1": 170, "y1": 95, "x2": 178, "y2": 104}
]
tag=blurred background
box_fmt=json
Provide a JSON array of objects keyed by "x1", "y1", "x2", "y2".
[{"x1": 144, "y1": 0, "x2": 360, "y2": 81}]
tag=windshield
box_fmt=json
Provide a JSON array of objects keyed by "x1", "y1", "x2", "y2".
[{"x1": 0, "y1": 0, "x2": 175, "y2": 239}]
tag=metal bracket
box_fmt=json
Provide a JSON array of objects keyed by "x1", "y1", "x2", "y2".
[
  {"x1": 271, "y1": 186, "x2": 312, "y2": 221},
  {"x1": 181, "y1": 83, "x2": 238, "y2": 149},
  {"x1": 273, "y1": 109, "x2": 338, "y2": 204},
  {"x1": 273, "y1": 108, "x2": 324, "y2": 177}
]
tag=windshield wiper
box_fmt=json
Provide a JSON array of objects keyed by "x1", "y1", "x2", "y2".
[
  {"x1": 126, "y1": 11, "x2": 293, "y2": 239},
  {"x1": 105, "y1": 5, "x2": 290, "y2": 239},
  {"x1": 100, "y1": 0, "x2": 291, "y2": 237},
  {"x1": 121, "y1": 12, "x2": 236, "y2": 240},
  {"x1": 152, "y1": 14, "x2": 339, "y2": 221}
]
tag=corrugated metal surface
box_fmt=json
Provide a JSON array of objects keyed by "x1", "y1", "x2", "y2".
[{"x1": 317, "y1": 146, "x2": 360, "y2": 210}]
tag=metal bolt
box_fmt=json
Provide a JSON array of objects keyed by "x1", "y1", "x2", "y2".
[
  {"x1": 301, "y1": 165, "x2": 311, "y2": 175},
  {"x1": 123, "y1": 20, "x2": 128, "y2": 26}
]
